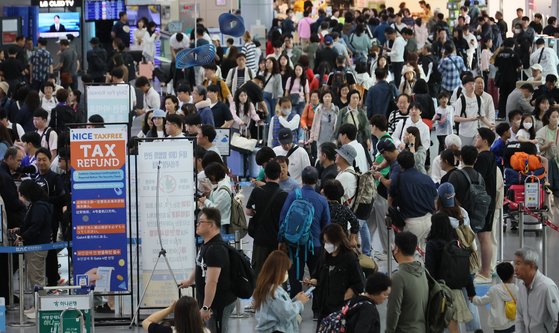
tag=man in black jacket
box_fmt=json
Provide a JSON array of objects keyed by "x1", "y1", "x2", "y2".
[
  {"x1": 86, "y1": 37, "x2": 108, "y2": 83},
  {"x1": 34, "y1": 148, "x2": 65, "y2": 286},
  {"x1": 494, "y1": 38, "x2": 522, "y2": 118},
  {"x1": 0, "y1": 147, "x2": 25, "y2": 228}
]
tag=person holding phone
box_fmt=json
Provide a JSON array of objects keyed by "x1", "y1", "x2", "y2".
[{"x1": 254, "y1": 250, "x2": 309, "y2": 333}]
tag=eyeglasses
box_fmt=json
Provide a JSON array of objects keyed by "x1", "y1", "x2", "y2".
[{"x1": 196, "y1": 220, "x2": 213, "y2": 225}]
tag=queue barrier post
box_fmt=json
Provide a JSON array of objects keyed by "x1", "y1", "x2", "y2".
[
  {"x1": 542, "y1": 214, "x2": 548, "y2": 276},
  {"x1": 6, "y1": 252, "x2": 18, "y2": 312},
  {"x1": 8, "y1": 252, "x2": 34, "y2": 328},
  {"x1": 498, "y1": 208, "x2": 504, "y2": 263},
  {"x1": 518, "y1": 203, "x2": 524, "y2": 249},
  {"x1": 387, "y1": 224, "x2": 393, "y2": 277}
]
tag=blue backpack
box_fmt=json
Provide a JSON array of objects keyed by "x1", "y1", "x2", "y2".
[{"x1": 278, "y1": 189, "x2": 315, "y2": 277}]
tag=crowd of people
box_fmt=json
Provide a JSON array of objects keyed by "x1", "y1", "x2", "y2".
[{"x1": 1, "y1": 0, "x2": 559, "y2": 332}]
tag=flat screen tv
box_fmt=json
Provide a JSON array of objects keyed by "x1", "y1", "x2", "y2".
[
  {"x1": 84, "y1": 0, "x2": 126, "y2": 21},
  {"x1": 38, "y1": 12, "x2": 81, "y2": 38}
]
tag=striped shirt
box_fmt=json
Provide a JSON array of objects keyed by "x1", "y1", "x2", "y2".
[
  {"x1": 387, "y1": 109, "x2": 409, "y2": 135},
  {"x1": 242, "y1": 42, "x2": 258, "y2": 74}
]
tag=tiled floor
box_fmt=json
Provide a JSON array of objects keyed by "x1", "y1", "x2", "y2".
[{"x1": 5, "y1": 227, "x2": 559, "y2": 332}]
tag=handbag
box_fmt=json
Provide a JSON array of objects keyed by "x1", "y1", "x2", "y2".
[
  {"x1": 386, "y1": 172, "x2": 406, "y2": 230},
  {"x1": 503, "y1": 283, "x2": 517, "y2": 321},
  {"x1": 231, "y1": 127, "x2": 258, "y2": 154},
  {"x1": 60, "y1": 72, "x2": 73, "y2": 86}
]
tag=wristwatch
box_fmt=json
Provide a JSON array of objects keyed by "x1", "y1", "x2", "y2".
[{"x1": 201, "y1": 305, "x2": 211, "y2": 312}]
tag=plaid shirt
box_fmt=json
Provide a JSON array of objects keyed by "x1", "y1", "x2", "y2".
[
  {"x1": 29, "y1": 48, "x2": 53, "y2": 82},
  {"x1": 438, "y1": 55, "x2": 466, "y2": 92}
]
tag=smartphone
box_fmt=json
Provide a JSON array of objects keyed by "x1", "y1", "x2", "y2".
[{"x1": 304, "y1": 286, "x2": 316, "y2": 296}]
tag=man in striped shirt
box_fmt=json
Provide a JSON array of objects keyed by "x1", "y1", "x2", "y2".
[{"x1": 241, "y1": 32, "x2": 258, "y2": 74}]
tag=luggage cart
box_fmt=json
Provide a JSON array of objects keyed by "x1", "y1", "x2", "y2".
[
  {"x1": 35, "y1": 285, "x2": 94, "y2": 333},
  {"x1": 505, "y1": 175, "x2": 546, "y2": 235}
]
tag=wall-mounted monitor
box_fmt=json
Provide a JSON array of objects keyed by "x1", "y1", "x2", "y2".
[
  {"x1": 84, "y1": 0, "x2": 125, "y2": 21},
  {"x1": 38, "y1": 12, "x2": 80, "y2": 38}
]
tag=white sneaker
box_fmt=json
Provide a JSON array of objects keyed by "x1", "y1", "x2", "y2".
[
  {"x1": 474, "y1": 273, "x2": 493, "y2": 285},
  {"x1": 24, "y1": 307, "x2": 35, "y2": 314}
]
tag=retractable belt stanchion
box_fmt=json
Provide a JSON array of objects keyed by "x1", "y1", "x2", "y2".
[
  {"x1": 229, "y1": 231, "x2": 248, "y2": 319},
  {"x1": 498, "y1": 208, "x2": 504, "y2": 263},
  {"x1": 387, "y1": 224, "x2": 393, "y2": 277},
  {"x1": 9, "y1": 251, "x2": 34, "y2": 327},
  {"x1": 519, "y1": 203, "x2": 525, "y2": 249},
  {"x1": 542, "y1": 214, "x2": 548, "y2": 276},
  {"x1": 7, "y1": 253, "x2": 18, "y2": 312}
]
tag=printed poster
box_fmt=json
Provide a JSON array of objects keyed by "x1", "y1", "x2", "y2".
[{"x1": 70, "y1": 126, "x2": 128, "y2": 292}]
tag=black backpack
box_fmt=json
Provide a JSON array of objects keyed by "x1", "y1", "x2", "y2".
[
  {"x1": 219, "y1": 242, "x2": 255, "y2": 299},
  {"x1": 89, "y1": 48, "x2": 107, "y2": 72},
  {"x1": 437, "y1": 240, "x2": 472, "y2": 289},
  {"x1": 49, "y1": 104, "x2": 77, "y2": 134},
  {"x1": 330, "y1": 70, "x2": 348, "y2": 99},
  {"x1": 458, "y1": 169, "x2": 491, "y2": 233}
]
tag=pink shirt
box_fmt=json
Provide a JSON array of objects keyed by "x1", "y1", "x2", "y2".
[{"x1": 297, "y1": 17, "x2": 315, "y2": 39}]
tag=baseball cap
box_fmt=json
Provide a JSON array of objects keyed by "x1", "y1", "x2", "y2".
[
  {"x1": 437, "y1": 182, "x2": 456, "y2": 208},
  {"x1": 377, "y1": 140, "x2": 396, "y2": 154},
  {"x1": 0, "y1": 82, "x2": 9, "y2": 95},
  {"x1": 89, "y1": 37, "x2": 100, "y2": 45},
  {"x1": 335, "y1": 144, "x2": 357, "y2": 165},
  {"x1": 278, "y1": 128, "x2": 293, "y2": 145},
  {"x1": 152, "y1": 109, "x2": 167, "y2": 118},
  {"x1": 530, "y1": 63, "x2": 543, "y2": 71},
  {"x1": 324, "y1": 35, "x2": 334, "y2": 46}
]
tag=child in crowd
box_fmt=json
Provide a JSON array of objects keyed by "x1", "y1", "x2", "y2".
[
  {"x1": 472, "y1": 262, "x2": 518, "y2": 333},
  {"x1": 275, "y1": 156, "x2": 300, "y2": 192},
  {"x1": 432, "y1": 91, "x2": 453, "y2": 154},
  {"x1": 491, "y1": 122, "x2": 510, "y2": 168},
  {"x1": 252, "y1": 147, "x2": 276, "y2": 187}
]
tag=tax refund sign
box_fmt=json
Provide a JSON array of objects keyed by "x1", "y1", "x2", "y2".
[{"x1": 70, "y1": 127, "x2": 129, "y2": 292}]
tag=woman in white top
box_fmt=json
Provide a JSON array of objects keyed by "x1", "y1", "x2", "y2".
[
  {"x1": 230, "y1": 90, "x2": 261, "y2": 132},
  {"x1": 463, "y1": 27, "x2": 478, "y2": 70},
  {"x1": 198, "y1": 162, "x2": 232, "y2": 232},
  {"x1": 133, "y1": 17, "x2": 148, "y2": 47},
  {"x1": 142, "y1": 21, "x2": 160, "y2": 62},
  {"x1": 370, "y1": 55, "x2": 394, "y2": 84},
  {"x1": 480, "y1": 38, "x2": 493, "y2": 86},
  {"x1": 164, "y1": 95, "x2": 182, "y2": 115},
  {"x1": 284, "y1": 64, "x2": 310, "y2": 115},
  {"x1": 147, "y1": 109, "x2": 167, "y2": 138},
  {"x1": 137, "y1": 110, "x2": 153, "y2": 138}
]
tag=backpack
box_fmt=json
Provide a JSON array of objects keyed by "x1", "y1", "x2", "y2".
[
  {"x1": 217, "y1": 241, "x2": 256, "y2": 299},
  {"x1": 437, "y1": 240, "x2": 472, "y2": 289},
  {"x1": 455, "y1": 224, "x2": 481, "y2": 273},
  {"x1": 317, "y1": 299, "x2": 372, "y2": 333},
  {"x1": 49, "y1": 104, "x2": 77, "y2": 135},
  {"x1": 345, "y1": 169, "x2": 377, "y2": 220},
  {"x1": 220, "y1": 186, "x2": 248, "y2": 239},
  {"x1": 426, "y1": 269, "x2": 456, "y2": 333},
  {"x1": 458, "y1": 169, "x2": 491, "y2": 233},
  {"x1": 278, "y1": 189, "x2": 315, "y2": 277},
  {"x1": 455, "y1": 94, "x2": 482, "y2": 136},
  {"x1": 89, "y1": 48, "x2": 106, "y2": 72},
  {"x1": 39, "y1": 127, "x2": 54, "y2": 151}
]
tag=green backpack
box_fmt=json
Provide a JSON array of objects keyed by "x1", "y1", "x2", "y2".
[
  {"x1": 346, "y1": 169, "x2": 377, "y2": 220},
  {"x1": 220, "y1": 186, "x2": 248, "y2": 238},
  {"x1": 425, "y1": 270, "x2": 456, "y2": 333}
]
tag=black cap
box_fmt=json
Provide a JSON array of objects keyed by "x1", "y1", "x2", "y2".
[
  {"x1": 377, "y1": 140, "x2": 396, "y2": 154},
  {"x1": 278, "y1": 128, "x2": 293, "y2": 145},
  {"x1": 89, "y1": 37, "x2": 100, "y2": 45}
]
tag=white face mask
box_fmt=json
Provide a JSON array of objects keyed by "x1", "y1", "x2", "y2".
[
  {"x1": 324, "y1": 242, "x2": 337, "y2": 254},
  {"x1": 513, "y1": 120, "x2": 522, "y2": 127},
  {"x1": 281, "y1": 108, "x2": 291, "y2": 116},
  {"x1": 515, "y1": 29, "x2": 522, "y2": 34},
  {"x1": 211, "y1": 183, "x2": 219, "y2": 190},
  {"x1": 283, "y1": 272, "x2": 289, "y2": 283},
  {"x1": 523, "y1": 122, "x2": 533, "y2": 130}
]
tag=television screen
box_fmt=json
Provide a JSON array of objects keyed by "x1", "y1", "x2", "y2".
[
  {"x1": 84, "y1": 0, "x2": 126, "y2": 21},
  {"x1": 38, "y1": 12, "x2": 81, "y2": 38},
  {"x1": 127, "y1": 6, "x2": 161, "y2": 58}
]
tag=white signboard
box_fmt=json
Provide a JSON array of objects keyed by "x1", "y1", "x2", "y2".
[
  {"x1": 137, "y1": 140, "x2": 195, "y2": 307},
  {"x1": 86, "y1": 84, "x2": 131, "y2": 124},
  {"x1": 214, "y1": 128, "x2": 231, "y2": 156}
]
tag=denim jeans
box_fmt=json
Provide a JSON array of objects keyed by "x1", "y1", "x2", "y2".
[
  {"x1": 263, "y1": 92, "x2": 276, "y2": 122},
  {"x1": 358, "y1": 219, "x2": 372, "y2": 256},
  {"x1": 207, "y1": 301, "x2": 235, "y2": 333}
]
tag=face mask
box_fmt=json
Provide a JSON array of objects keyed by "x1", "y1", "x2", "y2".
[
  {"x1": 513, "y1": 120, "x2": 521, "y2": 127},
  {"x1": 283, "y1": 272, "x2": 289, "y2": 283},
  {"x1": 211, "y1": 183, "x2": 218, "y2": 190},
  {"x1": 281, "y1": 108, "x2": 291, "y2": 116},
  {"x1": 324, "y1": 242, "x2": 337, "y2": 254},
  {"x1": 523, "y1": 122, "x2": 533, "y2": 130},
  {"x1": 515, "y1": 29, "x2": 522, "y2": 34}
]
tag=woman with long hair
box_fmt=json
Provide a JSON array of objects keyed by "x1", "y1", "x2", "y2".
[
  {"x1": 278, "y1": 54, "x2": 293, "y2": 89},
  {"x1": 284, "y1": 64, "x2": 309, "y2": 116},
  {"x1": 254, "y1": 250, "x2": 309, "y2": 333},
  {"x1": 425, "y1": 211, "x2": 475, "y2": 333},
  {"x1": 230, "y1": 90, "x2": 260, "y2": 132},
  {"x1": 348, "y1": 23, "x2": 371, "y2": 63},
  {"x1": 16, "y1": 90, "x2": 41, "y2": 132},
  {"x1": 439, "y1": 148, "x2": 461, "y2": 184},
  {"x1": 370, "y1": 55, "x2": 393, "y2": 83},
  {"x1": 137, "y1": 110, "x2": 154, "y2": 138},
  {"x1": 255, "y1": 58, "x2": 267, "y2": 77},
  {"x1": 532, "y1": 95, "x2": 550, "y2": 131},
  {"x1": 480, "y1": 38, "x2": 493, "y2": 87},
  {"x1": 146, "y1": 110, "x2": 167, "y2": 138},
  {"x1": 404, "y1": 126, "x2": 427, "y2": 174},
  {"x1": 304, "y1": 223, "x2": 363, "y2": 324},
  {"x1": 142, "y1": 21, "x2": 160, "y2": 62},
  {"x1": 262, "y1": 57, "x2": 283, "y2": 120},
  {"x1": 142, "y1": 295, "x2": 209, "y2": 333},
  {"x1": 399, "y1": 66, "x2": 417, "y2": 96},
  {"x1": 112, "y1": 54, "x2": 129, "y2": 82},
  {"x1": 309, "y1": 90, "x2": 339, "y2": 149},
  {"x1": 334, "y1": 83, "x2": 350, "y2": 109},
  {"x1": 134, "y1": 17, "x2": 148, "y2": 46}
]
